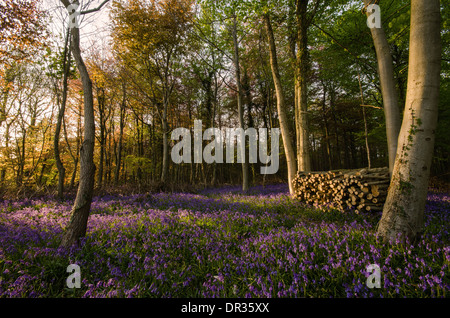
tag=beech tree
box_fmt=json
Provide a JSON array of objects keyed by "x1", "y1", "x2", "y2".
[
  {"x1": 376, "y1": 0, "x2": 441, "y2": 243},
  {"x1": 230, "y1": 10, "x2": 249, "y2": 192},
  {"x1": 364, "y1": 0, "x2": 401, "y2": 176},
  {"x1": 295, "y1": 0, "x2": 321, "y2": 172},
  {"x1": 59, "y1": 0, "x2": 110, "y2": 248},
  {"x1": 264, "y1": 12, "x2": 297, "y2": 194}
]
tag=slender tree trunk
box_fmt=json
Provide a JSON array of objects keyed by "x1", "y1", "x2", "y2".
[
  {"x1": 54, "y1": 29, "x2": 71, "y2": 199},
  {"x1": 362, "y1": 105, "x2": 371, "y2": 168},
  {"x1": 68, "y1": 105, "x2": 81, "y2": 190},
  {"x1": 358, "y1": 72, "x2": 372, "y2": 169},
  {"x1": 160, "y1": 97, "x2": 169, "y2": 185},
  {"x1": 264, "y1": 14, "x2": 297, "y2": 195},
  {"x1": 17, "y1": 130, "x2": 26, "y2": 186},
  {"x1": 211, "y1": 71, "x2": 219, "y2": 187},
  {"x1": 364, "y1": 0, "x2": 401, "y2": 176},
  {"x1": 97, "y1": 89, "x2": 106, "y2": 189},
  {"x1": 115, "y1": 83, "x2": 126, "y2": 185},
  {"x1": 243, "y1": 69, "x2": 255, "y2": 185},
  {"x1": 329, "y1": 88, "x2": 341, "y2": 169},
  {"x1": 296, "y1": 0, "x2": 312, "y2": 172},
  {"x1": 231, "y1": 13, "x2": 249, "y2": 192},
  {"x1": 1, "y1": 122, "x2": 11, "y2": 182},
  {"x1": 105, "y1": 121, "x2": 111, "y2": 185},
  {"x1": 343, "y1": 129, "x2": 350, "y2": 168},
  {"x1": 322, "y1": 107, "x2": 332, "y2": 170},
  {"x1": 319, "y1": 80, "x2": 332, "y2": 170},
  {"x1": 377, "y1": 0, "x2": 441, "y2": 243},
  {"x1": 60, "y1": 0, "x2": 96, "y2": 248}
]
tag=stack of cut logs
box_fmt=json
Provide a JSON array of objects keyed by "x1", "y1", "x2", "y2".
[{"x1": 292, "y1": 167, "x2": 390, "y2": 213}]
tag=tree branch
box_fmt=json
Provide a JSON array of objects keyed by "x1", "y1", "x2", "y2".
[
  {"x1": 80, "y1": 0, "x2": 111, "y2": 15},
  {"x1": 312, "y1": 22, "x2": 378, "y2": 73},
  {"x1": 361, "y1": 104, "x2": 383, "y2": 110},
  {"x1": 306, "y1": 0, "x2": 321, "y2": 28}
]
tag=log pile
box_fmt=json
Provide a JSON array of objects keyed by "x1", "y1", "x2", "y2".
[{"x1": 292, "y1": 167, "x2": 390, "y2": 213}]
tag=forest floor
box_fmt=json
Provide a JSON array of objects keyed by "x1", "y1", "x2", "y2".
[{"x1": 0, "y1": 183, "x2": 449, "y2": 298}]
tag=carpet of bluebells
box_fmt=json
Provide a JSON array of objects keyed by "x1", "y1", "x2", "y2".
[{"x1": 0, "y1": 183, "x2": 449, "y2": 298}]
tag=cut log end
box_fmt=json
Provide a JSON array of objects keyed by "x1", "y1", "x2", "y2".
[{"x1": 293, "y1": 167, "x2": 389, "y2": 213}]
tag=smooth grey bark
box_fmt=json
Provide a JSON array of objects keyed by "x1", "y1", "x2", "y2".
[
  {"x1": 376, "y1": 0, "x2": 441, "y2": 243},
  {"x1": 60, "y1": 0, "x2": 97, "y2": 248},
  {"x1": 358, "y1": 71, "x2": 372, "y2": 169},
  {"x1": 231, "y1": 13, "x2": 249, "y2": 192},
  {"x1": 295, "y1": 0, "x2": 313, "y2": 172},
  {"x1": 264, "y1": 14, "x2": 297, "y2": 195},
  {"x1": 364, "y1": 0, "x2": 401, "y2": 176}
]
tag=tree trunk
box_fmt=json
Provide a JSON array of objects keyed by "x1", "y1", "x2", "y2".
[
  {"x1": 264, "y1": 14, "x2": 297, "y2": 195},
  {"x1": 358, "y1": 72, "x2": 372, "y2": 169},
  {"x1": 54, "y1": 29, "x2": 71, "y2": 199},
  {"x1": 320, "y1": 81, "x2": 332, "y2": 170},
  {"x1": 115, "y1": 82, "x2": 126, "y2": 185},
  {"x1": 296, "y1": 0, "x2": 312, "y2": 172},
  {"x1": 17, "y1": 130, "x2": 26, "y2": 186},
  {"x1": 231, "y1": 13, "x2": 249, "y2": 192},
  {"x1": 60, "y1": 0, "x2": 96, "y2": 248},
  {"x1": 376, "y1": 0, "x2": 441, "y2": 243},
  {"x1": 97, "y1": 89, "x2": 105, "y2": 189},
  {"x1": 364, "y1": 0, "x2": 401, "y2": 176},
  {"x1": 160, "y1": 97, "x2": 169, "y2": 185},
  {"x1": 1, "y1": 122, "x2": 11, "y2": 183},
  {"x1": 362, "y1": 105, "x2": 371, "y2": 169}
]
